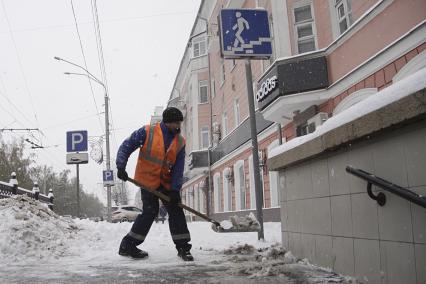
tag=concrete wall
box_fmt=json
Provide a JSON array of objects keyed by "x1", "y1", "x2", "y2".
[{"x1": 280, "y1": 121, "x2": 426, "y2": 283}]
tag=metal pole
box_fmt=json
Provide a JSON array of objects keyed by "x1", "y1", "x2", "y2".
[
  {"x1": 105, "y1": 93, "x2": 112, "y2": 222},
  {"x1": 206, "y1": 19, "x2": 212, "y2": 218},
  {"x1": 244, "y1": 59, "x2": 264, "y2": 240},
  {"x1": 76, "y1": 163, "x2": 80, "y2": 218}
]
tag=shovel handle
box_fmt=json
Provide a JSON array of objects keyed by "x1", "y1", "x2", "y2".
[{"x1": 127, "y1": 177, "x2": 221, "y2": 227}]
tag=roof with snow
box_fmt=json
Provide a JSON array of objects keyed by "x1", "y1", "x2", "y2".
[{"x1": 268, "y1": 68, "x2": 426, "y2": 171}]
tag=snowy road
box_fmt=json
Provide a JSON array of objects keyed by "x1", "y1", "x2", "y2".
[{"x1": 0, "y1": 196, "x2": 353, "y2": 283}]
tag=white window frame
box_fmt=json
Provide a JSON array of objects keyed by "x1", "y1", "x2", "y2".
[
  {"x1": 198, "y1": 80, "x2": 209, "y2": 104},
  {"x1": 233, "y1": 160, "x2": 246, "y2": 210},
  {"x1": 223, "y1": 169, "x2": 232, "y2": 212},
  {"x1": 199, "y1": 185, "x2": 205, "y2": 213},
  {"x1": 222, "y1": 112, "x2": 228, "y2": 137},
  {"x1": 211, "y1": 78, "x2": 216, "y2": 98},
  {"x1": 249, "y1": 155, "x2": 264, "y2": 209},
  {"x1": 335, "y1": 0, "x2": 352, "y2": 35},
  {"x1": 213, "y1": 173, "x2": 222, "y2": 213},
  {"x1": 293, "y1": 2, "x2": 317, "y2": 54},
  {"x1": 192, "y1": 36, "x2": 207, "y2": 58},
  {"x1": 194, "y1": 184, "x2": 199, "y2": 211},
  {"x1": 268, "y1": 140, "x2": 281, "y2": 207},
  {"x1": 200, "y1": 126, "x2": 210, "y2": 149},
  {"x1": 234, "y1": 98, "x2": 240, "y2": 128}
]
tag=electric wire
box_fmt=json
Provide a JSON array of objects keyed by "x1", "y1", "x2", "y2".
[
  {"x1": 1, "y1": 0, "x2": 40, "y2": 129},
  {"x1": 70, "y1": 0, "x2": 104, "y2": 133}
]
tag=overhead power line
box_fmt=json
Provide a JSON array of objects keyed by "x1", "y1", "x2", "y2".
[
  {"x1": 1, "y1": 0, "x2": 40, "y2": 129},
  {"x1": 70, "y1": 0, "x2": 104, "y2": 133}
]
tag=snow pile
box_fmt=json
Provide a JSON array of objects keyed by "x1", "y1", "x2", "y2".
[
  {"x1": 218, "y1": 243, "x2": 356, "y2": 283},
  {"x1": 218, "y1": 212, "x2": 261, "y2": 231},
  {"x1": 0, "y1": 195, "x2": 79, "y2": 262}
]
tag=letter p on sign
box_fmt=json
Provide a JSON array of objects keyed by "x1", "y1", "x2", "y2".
[{"x1": 67, "y1": 131, "x2": 88, "y2": 152}]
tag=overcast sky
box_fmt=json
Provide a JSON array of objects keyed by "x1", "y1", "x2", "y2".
[{"x1": 0, "y1": 0, "x2": 201, "y2": 204}]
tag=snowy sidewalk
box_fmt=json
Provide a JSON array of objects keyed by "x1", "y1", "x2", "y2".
[{"x1": 0, "y1": 196, "x2": 354, "y2": 283}]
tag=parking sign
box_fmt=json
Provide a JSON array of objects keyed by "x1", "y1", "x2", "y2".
[
  {"x1": 67, "y1": 130, "x2": 88, "y2": 152},
  {"x1": 219, "y1": 9, "x2": 272, "y2": 59},
  {"x1": 103, "y1": 170, "x2": 114, "y2": 186}
]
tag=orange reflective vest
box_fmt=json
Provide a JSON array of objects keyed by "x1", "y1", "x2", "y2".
[{"x1": 134, "y1": 123, "x2": 185, "y2": 191}]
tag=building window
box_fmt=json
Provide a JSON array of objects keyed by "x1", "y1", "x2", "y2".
[
  {"x1": 234, "y1": 98, "x2": 240, "y2": 127},
  {"x1": 294, "y1": 4, "x2": 316, "y2": 54},
  {"x1": 193, "y1": 37, "x2": 206, "y2": 58},
  {"x1": 234, "y1": 161, "x2": 246, "y2": 210},
  {"x1": 200, "y1": 126, "x2": 209, "y2": 149},
  {"x1": 222, "y1": 112, "x2": 228, "y2": 137},
  {"x1": 198, "y1": 80, "x2": 208, "y2": 104},
  {"x1": 211, "y1": 78, "x2": 216, "y2": 98},
  {"x1": 268, "y1": 140, "x2": 281, "y2": 207},
  {"x1": 220, "y1": 58, "x2": 226, "y2": 85},
  {"x1": 213, "y1": 173, "x2": 222, "y2": 213},
  {"x1": 223, "y1": 169, "x2": 232, "y2": 211},
  {"x1": 335, "y1": 0, "x2": 352, "y2": 34}
]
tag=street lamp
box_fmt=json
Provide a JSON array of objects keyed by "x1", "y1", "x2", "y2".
[{"x1": 54, "y1": 56, "x2": 113, "y2": 222}]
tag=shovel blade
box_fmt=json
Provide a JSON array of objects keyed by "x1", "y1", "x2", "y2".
[{"x1": 210, "y1": 223, "x2": 261, "y2": 233}]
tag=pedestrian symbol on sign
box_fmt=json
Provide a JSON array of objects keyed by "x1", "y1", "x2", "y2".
[
  {"x1": 232, "y1": 12, "x2": 250, "y2": 48},
  {"x1": 220, "y1": 9, "x2": 272, "y2": 59}
]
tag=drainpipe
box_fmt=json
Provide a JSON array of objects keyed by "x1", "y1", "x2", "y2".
[{"x1": 277, "y1": 123, "x2": 283, "y2": 145}]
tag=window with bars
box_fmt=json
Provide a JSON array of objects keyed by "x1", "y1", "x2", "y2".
[
  {"x1": 198, "y1": 80, "x2": 208, "y2": 104},
  {"x1": 200, "y1": 126, "x2": 209, "y2": 149},
  {"x1": 294, "y1": 4, "x2": 316, "y2": 54},
  {"x1": 335, "y1": 0, "x2": 352, "y2": 34},
  {"x1": 193, "y1": 37, "x2": 206, "y2": 58}
]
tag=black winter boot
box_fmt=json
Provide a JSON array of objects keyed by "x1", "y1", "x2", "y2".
[
  {"x1": 119, "y1": 236, "x2": 148, "y2": 259},
  {"x1": 177, "y1": 248, "x2": 194, "y2": 261}
]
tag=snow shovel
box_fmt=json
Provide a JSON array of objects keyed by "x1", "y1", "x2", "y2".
[{"x1": 127, "y1": 177, "x2": 260, "y2": 233}]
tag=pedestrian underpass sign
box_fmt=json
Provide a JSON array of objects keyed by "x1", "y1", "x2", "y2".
[
  {"x1": 219, "y1": 9, "x2": 272, "y2": 59},
  {"x1": 66, "y1": 130, "x2": 88, "y2": 152},
  {"x1": 103, "y1": 170, "x2": 114, "y2": 186}
]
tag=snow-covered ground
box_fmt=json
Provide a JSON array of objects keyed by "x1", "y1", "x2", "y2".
[{"x1": 0, "y1": 196, "x2": 356, "y2": 283}]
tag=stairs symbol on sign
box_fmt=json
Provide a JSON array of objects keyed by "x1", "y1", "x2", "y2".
[{"x1": 227, "y1": 37, "x2": 272, "y2": 54}]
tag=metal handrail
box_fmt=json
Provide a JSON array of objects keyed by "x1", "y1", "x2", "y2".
[{"x1": 346, "y1": 166, "x2": 426, "y2": 209}]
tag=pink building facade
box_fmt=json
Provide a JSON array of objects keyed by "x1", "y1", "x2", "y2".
[{"x1": 166, "y1": 0, "x2": 426, "y2": 224}]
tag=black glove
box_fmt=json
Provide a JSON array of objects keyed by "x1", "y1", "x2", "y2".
[
  {"x1": 117, "y1": 168, "x2": 128, "y2": 181},
  {"x1": 167, "y1": 190, "x2": 181, "y2": 206}
]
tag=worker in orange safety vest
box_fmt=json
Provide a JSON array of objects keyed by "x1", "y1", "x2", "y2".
[{"x1": 116, "y1": 107, "x2": 193, "y2": 261}]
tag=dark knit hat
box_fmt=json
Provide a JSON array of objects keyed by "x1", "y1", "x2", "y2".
[{"x1": 162, "y1": 107, "x2": 183, "y2": 123}]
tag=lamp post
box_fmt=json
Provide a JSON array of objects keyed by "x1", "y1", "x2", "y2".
[{"x1": 54, "y1": 56, "x2": 113, "y2": 222}]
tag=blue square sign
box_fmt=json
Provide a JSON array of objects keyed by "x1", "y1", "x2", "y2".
[
  {"x1": 66, "y1": 130, "x2": 88, "y2": 152},
  {"x1": 103, "y1": 170, "x2": 114, "y2": 186},
  {"x1": 220, "y1": 9, "x2": 272, "y2": 58}
]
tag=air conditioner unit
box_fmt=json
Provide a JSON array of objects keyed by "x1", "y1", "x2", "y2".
[{"x1": 307, "y1": 112, "x2": 328, "y2": 133}]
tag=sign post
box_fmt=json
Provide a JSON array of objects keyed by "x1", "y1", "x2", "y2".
[
  {"x1": 66, "y1": 130, "x2": 88, "y2": 218},
  {"x1": 219, "y1": 9, "x2": 272, "y2": 240}
]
